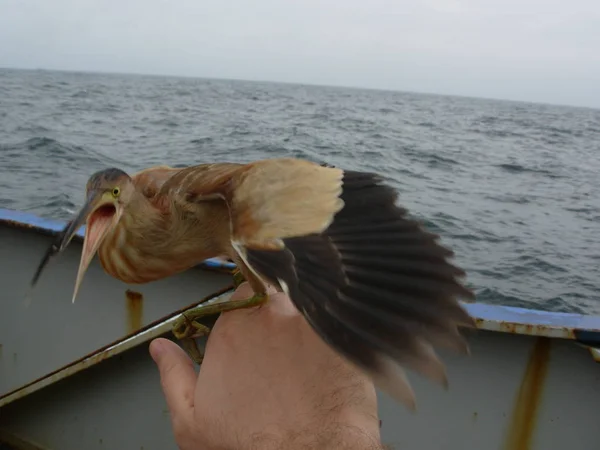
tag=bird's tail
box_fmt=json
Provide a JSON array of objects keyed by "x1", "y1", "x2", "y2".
[{"x1": 245, "y1": 169, "x2": 475, "y2": 410}]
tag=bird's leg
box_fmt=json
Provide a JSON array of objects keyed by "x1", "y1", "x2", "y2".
[
  {"x1": 172, "y1": 263, "x2": 268, "y2": 364},
  {"x1": 178, "y1": 322, "x2": 211, "y2": 364},
  {"x1": 232, "y1": 266, "x2": 246, "y2": 289}
]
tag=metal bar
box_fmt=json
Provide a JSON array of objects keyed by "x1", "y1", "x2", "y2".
[{"x1": 0, "y1": 290, "x2": 233, "y2": 408}]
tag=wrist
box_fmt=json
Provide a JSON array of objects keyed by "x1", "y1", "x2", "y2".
[
  {"x1": 248, "y1": 411, "x2": 382, "y2": 450},
  {"x1": 319, "y1": 410, "x2": 382, "y2": 450},
  {"x1": 303, "y1": 421, "x2": 382, "y2": 450}
]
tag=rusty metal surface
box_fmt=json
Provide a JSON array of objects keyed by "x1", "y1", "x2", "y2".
[
  {"x1": 473, "y1": 317, "x2": 575, "y2": 339},
  {"x1": 502, "y1": 337, "x2": 551, "y2": 450},
  {"x1": 377, "y1": 331, "x2": 600, "y2": 450},
  {"x1": 1, "y1": 328, "x2": 599, "y2": 449},
  {"x1": 125, "y1": 289, "x2": 144, "y2": 333},
  {"x1": 464, "y1": 301, "x2": 600, "y2": 338}
]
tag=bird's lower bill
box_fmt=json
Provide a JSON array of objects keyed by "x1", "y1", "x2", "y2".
[{"x1": 71, "y1": 204, "x2": 119, "y2": 303}]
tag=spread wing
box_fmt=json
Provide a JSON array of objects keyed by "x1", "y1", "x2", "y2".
[{"x1": 160, "y1": 157, "x2": 475, "y2": 410}]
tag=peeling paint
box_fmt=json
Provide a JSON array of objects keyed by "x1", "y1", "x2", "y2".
[
  {"x1": 474, "y1": 318, "x2": 575, "y2": 339},
  {"x1": 502, "y1": 337, "x2": 551, "y2": 450}
]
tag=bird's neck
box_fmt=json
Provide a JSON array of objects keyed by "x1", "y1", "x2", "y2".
[
  {"x1": 97, "y1": 191, "x2": 234, "y2": 284},
  {"x1": 121, "y1": 192, "x2": 232, "y2": 261},
  {"x1": 121, "y1": 191, "x2": 164, "y2": 239}
]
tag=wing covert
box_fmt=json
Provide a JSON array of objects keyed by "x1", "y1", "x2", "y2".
[{"x1": 159, "y1": 158, "x2": 346, "y2": 248}]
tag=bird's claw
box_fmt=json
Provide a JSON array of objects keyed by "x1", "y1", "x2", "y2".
[
  {"x1": 172, "y1": 316, "x2": 211, "y2": 364},
  {"x1": 171, "y1": 292, "x2": 269, "y2": 364}
]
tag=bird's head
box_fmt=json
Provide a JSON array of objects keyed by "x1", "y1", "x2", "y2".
[
  {"x1": 69, "y1": 168, "x2": 135, "y2": 301},
  {"x1": 31, "y1": 168, "x2": 134, "y2": 303}
]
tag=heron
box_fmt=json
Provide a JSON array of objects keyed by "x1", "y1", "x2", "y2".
[{"x1": 31, "y1": 157, "x2": 475, "y2": 409}]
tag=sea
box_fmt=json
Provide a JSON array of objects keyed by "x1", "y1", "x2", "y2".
[{"x1": 1, "y1": 68, "x2": 599, "y2": 314}]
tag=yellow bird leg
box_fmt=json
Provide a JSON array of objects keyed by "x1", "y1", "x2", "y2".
[
  {"x1": 232, "y1": 267, "x2": 246, "y2": 288},
  {"x1": 179, "y1": 324, "x2": 211, "y2": 364},
  {"x1": 173, "y1": 263, "x2": 267, "y2": 364},
  {"x1": 172, "y1": 292, "x2": 268, "y2": 364}
]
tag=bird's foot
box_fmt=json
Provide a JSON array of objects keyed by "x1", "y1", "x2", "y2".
[
  {"x1": 171, "y1": 292, "x2": 269, "y2": 364},
  {"x1": 179, "y1": 328, "x2": 211, "y2": 364},
  {"x1": 171, "y1": 318, "x2": 212, "y2": 365},
  {"x1": 232, "y1": 267, "x2": 246, "y2": 288}
]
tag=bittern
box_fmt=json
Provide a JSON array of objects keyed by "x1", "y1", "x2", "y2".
[{"x1": 31, "y1": 157, "x2": 475, "y2": 409}]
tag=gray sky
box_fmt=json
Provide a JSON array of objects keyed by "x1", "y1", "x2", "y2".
[{"x1": 1, "y1": 0, "x2": 599, "y2": 108}]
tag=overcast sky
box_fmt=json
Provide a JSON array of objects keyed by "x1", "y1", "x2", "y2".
[{"x1": 1, "y1": 0, "x2": 599, "y2": 108}]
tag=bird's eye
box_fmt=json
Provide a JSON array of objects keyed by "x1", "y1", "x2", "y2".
[{"x1": 112, "y1": 187, "x2": 120, "y2": 197}]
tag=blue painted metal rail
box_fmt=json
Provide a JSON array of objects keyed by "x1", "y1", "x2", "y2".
[{"x1": 0, "y1": 208, "x2": 237, "y2": 271}]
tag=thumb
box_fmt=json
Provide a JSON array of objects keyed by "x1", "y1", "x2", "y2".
[{"x1": 150, "y1": 338, "x2": 197, "y2": 423}]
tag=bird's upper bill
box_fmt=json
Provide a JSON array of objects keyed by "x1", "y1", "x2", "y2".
[{"x1": 65, "y1": 189, "x2": 123, "y2": 303}]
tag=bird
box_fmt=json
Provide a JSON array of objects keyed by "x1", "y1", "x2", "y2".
[{"x1": 31, "y1": 157, "x2": 475, "y2": 410}]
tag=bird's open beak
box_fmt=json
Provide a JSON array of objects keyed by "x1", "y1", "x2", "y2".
[
  {"x1": 30, "y1": 189, "x2": 122, "y2": 304},
  {"x1": 71, "y1": 190, "x2": 122, "y2": 303}
]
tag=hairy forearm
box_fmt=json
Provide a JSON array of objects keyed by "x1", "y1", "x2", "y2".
[
  {"x1": 246, "y1": 421, "x2": 384, "y2": 450},
  {"x1": 293, "y1": 422, "x2": 383, "y2": 450}
]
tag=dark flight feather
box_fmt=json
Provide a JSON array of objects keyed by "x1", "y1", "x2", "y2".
[{"x1": 244, "y1": 169, "x2": 475, "y2": 409}]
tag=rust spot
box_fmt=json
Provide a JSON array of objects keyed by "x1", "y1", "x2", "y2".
[
  {"x1": 503, "y1": 337, "x2": 551, "y2": 450},
  {"x1": 474, "y1": 318, "x2": 575, "y2": 339},
  {"x1": 126, "y1": 290, "x2": 144, "y2": 334}
]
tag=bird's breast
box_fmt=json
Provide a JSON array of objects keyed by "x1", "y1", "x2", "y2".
[{"x1": 97, "y1": 221, "x2": 200, "y2": 284}]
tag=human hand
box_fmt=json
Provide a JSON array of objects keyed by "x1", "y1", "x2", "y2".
[{"x1": 150, "y1": 282, "x2": 383, "y2": 450}]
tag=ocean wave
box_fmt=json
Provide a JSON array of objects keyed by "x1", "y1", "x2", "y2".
[
  {"x1": 0, "y1": 136, "x2": 126, "y2": 169},
  {"x1": 2, "y1": 68, "x2": 600, "y2": 315},
  {"x1": 494, "y1": 163, "x2": 561, "y2": 178}
]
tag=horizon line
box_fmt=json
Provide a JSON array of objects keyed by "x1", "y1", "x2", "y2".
[{"x1": 2, "y1": 65, "x2": 598, "y2": 111}]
